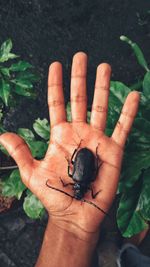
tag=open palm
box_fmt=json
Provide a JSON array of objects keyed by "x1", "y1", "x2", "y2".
[{"x1": 0, "y1": 53, "x2": 139, "y2": 235}]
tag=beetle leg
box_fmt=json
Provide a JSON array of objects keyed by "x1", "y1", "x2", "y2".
[
  {"x1": 60, "y1": 178, "x2": 74, "y2": 187},
  {"x1": 70, "y1": 148, "x2": 77, "y2": 164},
  {"x1": 88, "y1": 185, "x2": 101, "y2": 199},
  {"x1": 68, "y1": 165, "x2": 73, "y2": 178},
  {"x1": 65, "y1": 156, "x2": 73, "y2": 177},
  {"x1": 91, "y1": 189, "x2": 101, "y2": 199},
  {"x1": 71, "y1": 139, "x2": 83, "y2": 163},
  {"x1": 95, "y1": 144, "x2": 102, "y2": 176},
  {"x1": 46, "y1": 180, "x2": 74, "y2": 199},
  {"x1": 82, "y1": 198, "x2": 109, "y2": 216}
]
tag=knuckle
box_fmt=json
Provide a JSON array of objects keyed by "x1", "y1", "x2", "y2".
[
  {"x1": 92, "y1": 105, "x2": 107, "y2": 113},
  {"x1": 71, "y1": 75, "x2": 86, "y2": 79},
  {"x1": 91, "y1": 124, "x2": 104, "y2": 131},
  {"x1": 48, "y1": 83, "x2": 63, "y2": 88},
  {"x1": 48, "y1": 99, "x2": 64, "y2": 107},
  {"x1": 12, "y1": 142, "x2": 26, "y2": 156},
  {"x1": 71, "y1": 95, "x2": 87, "y2": 102},
  {"x1": 94, "y1": 85, "x2": 108, "y2": 91},
  {"x1": 116, "y1": 121, "x2": 130, "y2": 134},
  {"x1": 121, "y1": 110, "x2": 135, "y2": 118}
]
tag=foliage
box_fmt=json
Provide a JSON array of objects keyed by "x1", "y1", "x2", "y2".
[
  {"x1": 1, "y1": 169, "x2": 26, "y2": 200},
  {"x1": 0, "y1": 38, "x2": 40, "y2": 218},
  {"x1": 113, "y1": 36, "x2": 150, "y2": 237},
  {"x1": 0, "y1": 39, "x2": 38, "y2": 134},
  {"x1": 23, "y1": 190, "x2": 45, "y2": 219}
]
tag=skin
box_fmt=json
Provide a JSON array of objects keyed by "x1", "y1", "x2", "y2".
[{"x1": 0, "y1": 52, "x2": 140, "y2": 267}]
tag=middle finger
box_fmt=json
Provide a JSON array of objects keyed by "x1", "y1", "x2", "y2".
[
  {"x1": 90, "y1": 63, "x2": 111, "y2": 131},
  {"x1": 71, "y1": 52, "x2": 87, "y2": 123}
]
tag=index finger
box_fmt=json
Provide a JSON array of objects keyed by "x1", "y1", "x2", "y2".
[{"x1": 48, "y1": 62, "x2": 66, "y2": 128}]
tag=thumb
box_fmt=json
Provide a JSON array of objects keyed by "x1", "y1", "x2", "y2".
[{"x1": 0, "y1": 132, "x2": 34, "y2": 186}]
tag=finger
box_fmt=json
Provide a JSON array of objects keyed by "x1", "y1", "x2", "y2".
[
  {"x1": 48, "y1": 62, "x2": 66, "y2": 127},
  {"x1": 0, "y1": 133, "x2": 33, "y2": 185},
  {"x1": 71, "y1": 52, "x2": 87, "y2": 122},
  {"x1": 94, "y1": 162, "x2": 121, "y2": 212},
  {"x1": 90, "y1": 63, "x2": 111, "y2": 131},
  {"x1": 111, "y1": 91, "x2": 140, "y2": 147}
]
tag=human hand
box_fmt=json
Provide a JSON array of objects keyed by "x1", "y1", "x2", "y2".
[{"x1": 0, "y1": 52, "x2": 140, "y2": 240}]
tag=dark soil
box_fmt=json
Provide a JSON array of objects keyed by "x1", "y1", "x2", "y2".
[
  {"x1": 0, "y1": 0, "x2": 149, "y2": 130},
  {"x1": 0, "y1": 1, "x2": 150, "y2": 266}
]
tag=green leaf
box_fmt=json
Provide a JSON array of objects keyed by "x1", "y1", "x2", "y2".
[
  {"x1": 33, "y1": 118, "x2": 50, "y2": 140},
  {"x1": 10, "y1": 61, "x2": 33, "y2": 72},
  {"x1": 17, "y1": 128, "x2": 47, "y2": 158},
  {"x1": 2, "y1": 169, "x2": 26, "y2": 199},
  {"x1": 0, "y1": 121, "x2": 6, "y2": 136},
  {"x1": 23, "y1": 190, "x2": 45, "y2": 219},
  {"x1": 87, "y1": 111, "x2": 91, "y2": 123},
  {"x1": 12, "y1": 77, "x2": 33, "y2": 89},
  {"x1": 118, "y1": 210, "x2": 148, "y2": 238},
  {"x1": 105, "y1": 128, "x2": 113, "y2": 136},
  {"x1": 0, "y1": 67, "x2": 10, "y2": 77},
  {"x1": 0, "y1": 39, "x2": 12, "y2": 53},
  {"x1": 105, "y1": 81, "x2": 131, "y2": 133},
  {"x1": 133, "y1": 118, "x2": 150, "y2": 136},
  {"x1": 14, "y1": 84, "x2": 36, "y2": 98},
  {"x1": 0, "y1": 39, "x2": 12, "y2": 62},
  {"x1": 0, "y1": 108, "x2": 3, "y2": 122},
  {"x1": 119, "y1": 151, "x2": 150, "y2": 192},
  {"x1": 139, "y1": 95, "x2": 150, "y2": 121},
  {"x1": 130, "y1": 80, "x2": 143, "y2": 91},
  {"x1": 106, "y1": 108, "x2": 119, "y2": 133},
  {"x1": 120, "y1": 36, "x2": 149, "y2": 72},
  {"x1": 27, "y1": 140, "x2": 48, "y2": 158},
  {"x1": 143, "y1": 71, "x2": 150, "y2": 98},
  {"x1": 0, "y1": 79, "x2": 11, "y2": 106},
  {"x1": 126, "y1": 138, "x2": 150, "y2": 152},
  {"x1": 6, "y1": 53, "x2": 19, "y2": 60},
  {"x1": 110, "y1": 81, "x2": 131, "y2": 106},
  {"x1": 138, "y1": 168, "x2": 150, "y2": 221},
  {"x1": 117, "y1": 178, "x2": 148, "y2": 237},
  {"x1": 0, "y1": 39, "x2": 18, "y2": 62},
  {"x1": 18, "y1": 128, "x2": 35, "y2": 141},
  {"x1": 16, "y1": 71, "x2": 39, "y2": 82},
  {"x1": 66, "y1": 102, "x2": 71, "y2": 122}
]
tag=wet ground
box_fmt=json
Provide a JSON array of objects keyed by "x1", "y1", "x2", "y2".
[{"x1": 0, "y1": 205, "x2": 46, "y2": 267}]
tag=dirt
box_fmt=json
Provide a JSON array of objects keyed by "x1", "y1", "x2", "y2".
[{"x1": 0, "y1": 195, "x2": 15, "y2": 213}]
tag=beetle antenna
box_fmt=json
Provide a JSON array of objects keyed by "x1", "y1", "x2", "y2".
[
  {"x1": 82, "y1": 199, "x2": 109, "y2": 217},
  {"x1": 46, "y1": 181, "x2": 109, "y2": 217},
  {"x1": 46, "y1": 180, "x2": 74, "y2": 199}
]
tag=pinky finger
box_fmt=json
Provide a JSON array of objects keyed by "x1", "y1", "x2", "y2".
[{"x1": 111, "y1": 91, "x2": 140, "y2": 148}]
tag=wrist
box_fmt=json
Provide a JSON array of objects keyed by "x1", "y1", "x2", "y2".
[
  {"x1": 50, "y1": 216, "x2": 100, "y2": 244},
  {"x1": 48, "y1": 218, "x2": 98, "y2": 267},
  {"x1": 36, "y1": 218, "x2": 99, "y2": 267}
]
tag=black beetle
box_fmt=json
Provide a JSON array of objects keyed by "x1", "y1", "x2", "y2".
[
  {"x1": 64, "y1": 145, "x2": 100, "y2": 200},
  {"x1": 46, "y1": 142, "x2": 108, "y2": 216}
]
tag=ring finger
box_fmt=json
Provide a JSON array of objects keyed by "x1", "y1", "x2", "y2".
[{"x1": 90, "y1": 63, "x2": 111, "y2": 131}]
